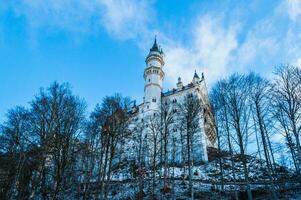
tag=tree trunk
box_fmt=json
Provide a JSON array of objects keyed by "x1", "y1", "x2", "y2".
[{"x1": 255, "y1": 103, "x2": 277, "y2": 199}]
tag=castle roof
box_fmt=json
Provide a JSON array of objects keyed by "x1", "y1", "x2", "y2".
[
  {"x1": 150, "y1": 36, "x2": 159, "y2": 52},
  {"x1": 193, "y1": 70, "x2": 200, "y2": 79},
  {"x1": 162, "y1": 83, "x2": 195, "y2": 97}
]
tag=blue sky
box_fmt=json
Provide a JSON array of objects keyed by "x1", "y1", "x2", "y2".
[{"x1": 0, "y1": 0, "x2": 301, "y2": 122}]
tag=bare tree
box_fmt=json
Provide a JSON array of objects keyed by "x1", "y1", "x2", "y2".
[
  {"x1": 147, "y1": 112, "x2": 161, "y2": 197},
  {"x1": 178, "y1": 94, "x2": 203, "y2": 199},
  {"x1": 78, "y1": 119, "x2": 101, "y2": 200},
  {"x1": 90, "y1": 94, "x2": 131, "y2": 199},
  {"x1": 248, "y1": 73, "x2": 277, "y2": 199},
  {"x1": 0, "y1": 106, "x2": 32, "y2": 200},
  {"x1": 131, "y1": 117, "x2": 148, "y2": 199},
  {"x1": 160, "y1": 99, "x2": 175, "y2": 193},
  {"x1": 225, "y1": 74, "x2": 253, "y2": 200},
  {"x1": 30, "y1": 82, "x2": 85, "y2": 200},
  {"x1": 209, "y1": 89, "x2": 225, "y2": 193},
  {"x1": 271, "y1": 65, "x2": 301, "y2": 172},
  {"x1": 210, "y1": 80, "x2": 239, "y2": 200}
]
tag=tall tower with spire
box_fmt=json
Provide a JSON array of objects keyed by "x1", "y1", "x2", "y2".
[{"x1": 143, "y1": 37, "x2": 165, "y2": 112}]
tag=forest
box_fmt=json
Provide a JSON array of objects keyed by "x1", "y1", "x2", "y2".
[{"x1": 0, "y1": 64, "x2": 301, "y2": 200}]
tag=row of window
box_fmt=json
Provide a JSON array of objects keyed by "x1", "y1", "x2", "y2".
[
  {"x1": 145, "y1": 69, "x2": 160, "y2": 76},
  {"x1": 165, "y1": 93, "x2": 194, "y2": 105}
]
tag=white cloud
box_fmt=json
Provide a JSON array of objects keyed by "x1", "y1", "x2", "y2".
[
  {"x1": 3, "y1": 0, "x2": 301, "y2": 85},
  {"x1": 162, "y1": 16, "x2": 239, "y2": 88},
  {"x1": 235, "y1": 19, "x2": 280, "y2": 73},
  {"x1": 294, "y1": 57, "x2": 301, "y2": 67},
  {"x1": 11, "y1": 0, "x2": 100, "y2": 33},
  {"x1": 7, "y1": 0, "x2": 152, "y2": 40},
  {"x1": 99, "y1": 0, "x2": 152, "y2": 39},
  {"x1": 285, "y1": 0, "x2": 301, "y2": 21},
  {"x1": 234, "y1": 3, "x2": 301, "y2": 74},
  {"x1": 160, "y1": 0, "x2": 301, "y2": 88}
]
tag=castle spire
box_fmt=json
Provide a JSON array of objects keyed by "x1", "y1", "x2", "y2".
[
  {"x1": 144, "y1": 37, "x2": 165, "y2": 111},
  {"x1": 150, "y1": 36, "x2": 160, "y2": 52},
  {"x1": 177, "y1": 77, "x2": 183, "y2": 89},
  {"x1": 192, "y1": 70, "x2": 200, "y2": 84},
  {"x1": 193, "y1": 70, "x2": 200, "y2": 79}
]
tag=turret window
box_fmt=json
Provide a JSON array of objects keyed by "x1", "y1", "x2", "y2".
[
  {"x1": 148, "y1": 79, "x2": 151, "y2": 82},
  {"x1": 152, "y1": 98, "x2": 156, "y2": 102}
]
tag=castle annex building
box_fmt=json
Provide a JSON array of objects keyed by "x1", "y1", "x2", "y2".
[{"x1": 128, "y1": 38, "x2": 216, "y2": 163}]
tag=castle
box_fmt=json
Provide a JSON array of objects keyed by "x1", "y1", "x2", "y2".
[{"x1": 126, "y1": 38, "x2": 216, "y2": 164}]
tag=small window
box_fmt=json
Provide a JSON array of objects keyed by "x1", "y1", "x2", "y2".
[
  {"x1": 148, "y1": 79, "x2": 151, "y2": 82},
  {"x1": 147, "y1": 106, "x2": 149, "y2": 109}
]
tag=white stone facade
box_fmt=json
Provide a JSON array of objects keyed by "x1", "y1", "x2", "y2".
[{"x1": 127, "y1": 39, "x2": 216, "y2": 165}]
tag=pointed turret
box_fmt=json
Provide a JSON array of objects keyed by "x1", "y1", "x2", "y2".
[
  {"x1": 145, "y1": 36, "x2": 165, "y2": 67},
  {"x1": 150, "y1": 36, "x2": 160, "y2": 52},
  {"x1": 192, "y1": 70, "x2": 200, "y2": 84},
  {"x1": 144, "y1": 37, "x2": 165, "y2": 112},
  {"x1": 177, "y1": 77, "x2": 183, "y2": 89},
  {"x1": 194, "y1": 70, "x2": 200, "y2": 79}
]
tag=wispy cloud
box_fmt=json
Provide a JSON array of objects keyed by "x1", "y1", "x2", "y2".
[
  {"x1": 285, "y1": 0, "x2": 301, "y2": 22},
  {"x1": 10, "y1": 0, "x2": 100, "y2": 33},
  {"x1": 162, "y1": 15, "x2": 239, "y2": 87},
  {"x1": 99, "y1": 0, "x2": 153, "y2": 39},
  {"x1": 162, "y1": 0, "x2": 301, "y2": 88},
  {"x1": 6, "y1": 0, "x2": 153, "y2": 40},
  {"x1": 3, "y1": 0, "x2": 301, "y2": 86}
]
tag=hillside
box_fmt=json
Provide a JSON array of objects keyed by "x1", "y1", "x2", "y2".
[{"x1": 104, "y1": 147, "x2": 300, "y2": 200}]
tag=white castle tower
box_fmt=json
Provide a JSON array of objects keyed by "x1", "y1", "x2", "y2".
[
  {"x1": 125, "y1": 38, "x2": 217, "y2": 164},
  {"x1": 143, "y1": 37, "x2": 165, "y2": 112}
]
